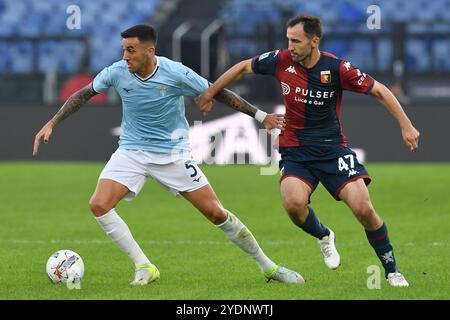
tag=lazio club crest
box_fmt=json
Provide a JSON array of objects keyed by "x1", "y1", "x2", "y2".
[
  {"x1": 320, "y1": 70, "x2": 331, "y2": 84},
  {"x1": 159, "y1": 85, "x2": 168, "y2": 96}
]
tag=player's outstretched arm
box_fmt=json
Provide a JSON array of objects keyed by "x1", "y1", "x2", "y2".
[
  {"x1": 33, "y1": 83, "x2": 97, "y2": 156},
  {"x1": 195, "y1": 59, "x2": 285, "y2": 132},
  {"x1": 196, "y1": 59, "x2": 253, "y2": 116},
  {"x1": 214, "y1": 88, "x2": 285, "y2": 133},
  {"x1": 370, "y1": 80, "x2": 420, "y2": 152}
]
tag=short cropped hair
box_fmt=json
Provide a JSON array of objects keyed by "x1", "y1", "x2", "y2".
[
  {"x1": 286, "y1": 14, "x2": 323, "y2": 39},
  {"x1": 121, "y1": 24, "x2": 158, "y2": 44}
]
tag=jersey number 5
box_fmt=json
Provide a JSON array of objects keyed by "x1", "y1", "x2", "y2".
[{"x1": 185, "y1": 162, "x2": 198, "y2": 177}]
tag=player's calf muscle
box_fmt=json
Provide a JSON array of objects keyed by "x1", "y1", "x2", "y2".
[{"x1": 193, "y1": 200, "x2": 227, "y2": 224}]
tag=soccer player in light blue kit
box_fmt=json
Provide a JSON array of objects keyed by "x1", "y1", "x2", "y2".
[{"x1": 33, "y1": 25, "x2": 303, "y2": 285}]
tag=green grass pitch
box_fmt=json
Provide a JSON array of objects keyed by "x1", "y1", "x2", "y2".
[{"x1": 0, "y1": 162, "x2": 448, "y2": 299}]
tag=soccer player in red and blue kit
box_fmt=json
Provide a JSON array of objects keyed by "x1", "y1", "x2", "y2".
[{"x1": 197, "y1": 14, "x2": 420, "y2": 287}]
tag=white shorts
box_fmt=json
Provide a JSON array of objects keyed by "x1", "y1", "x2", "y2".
[{"x1": 99, "y1": 149, "x2": 209, "y2": 200}]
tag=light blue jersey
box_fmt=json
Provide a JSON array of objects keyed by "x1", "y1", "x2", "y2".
[{"x1": 93, "y1": 57, "x2": 209, "y2": 154}]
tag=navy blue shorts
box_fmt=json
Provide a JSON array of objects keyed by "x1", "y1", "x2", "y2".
[{"x1": 279, "y1": 152, "x2": 371, "y2": 200}]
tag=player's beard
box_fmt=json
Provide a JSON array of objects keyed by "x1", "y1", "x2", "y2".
[
  {"x1": 131, "y1": 57, "x2": 147, "y2": 74},
  {"x1": 293, "y1": 48, "x2": 312, "y2": 65},
  {"x1": 126, "y1": 60, "x2": 138, "y2": 73}
]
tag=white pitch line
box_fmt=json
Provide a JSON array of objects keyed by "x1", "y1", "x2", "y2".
[
  {"x1": 0, "y1": 239, "x2": 447, "y2": 246},
  {"x1": 0, "y1": 239, "x2": 296, "y2": 246}
]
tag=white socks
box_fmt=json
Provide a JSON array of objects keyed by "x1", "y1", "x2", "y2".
[
  {"x1": 216, "y1": 210, "x2": 275, "y2": 273},
  {"x1": 96, "y1": 208, "x2": 275, "y2": 273},
  {"x1": 95, "y1": 208, "x2": 151, "y2": 267}
]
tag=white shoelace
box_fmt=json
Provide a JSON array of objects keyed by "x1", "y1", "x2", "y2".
[
  {"x1": 321, "y1": 239, "x2": 333, "y2": 257},
  {"x1": 390, "y1": 273, "x2": 404, "y2": 283}
]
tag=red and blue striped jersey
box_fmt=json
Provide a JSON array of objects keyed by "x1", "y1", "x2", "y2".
[{"x1": 252, "y1": 50, "x2": 374, "y2": 158}]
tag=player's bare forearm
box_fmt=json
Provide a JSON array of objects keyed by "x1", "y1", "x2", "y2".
[
  {"x1": 197, "y1": 60, "x2": 253, "y2": 116},
  {"x1": 213, "y1": 88, "x2": 285, "y2": 132},
  {"x1": 50, "y1": 84, "x2": 97, "y2": 127},
  {"x1": 214, "y1": 88, "x2": 258, "y2": 117},
  {"x1": 370, "y1": 81, "x2": 412, "y2": 127},
  {"x1": 205, "y1": 60, "x2": 253, "y2": 99},
  {"x1": 370, "y1": 80, "x2": 420, "y2": 152},
  {"x1": 33, "y1": 83, "x2": 98, "y2": 156}
]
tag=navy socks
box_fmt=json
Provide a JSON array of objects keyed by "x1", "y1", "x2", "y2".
[
  {"x1": 365, "y1": 223, "x2": 398, "y2": 277},
  {"x1": 299, "y1": 207, "x2": 330, "y2": 240}
]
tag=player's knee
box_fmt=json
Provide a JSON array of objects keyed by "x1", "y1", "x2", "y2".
[
  {"x1": 89, "y1": 197, "x2": 114, "y2": 217},
  {"x1": 283, "y1": 198, "x2": 308, "y2": 216},
  {"x1": 202, "y1": 201, "x2": 227, "y2": 224},
  {"x1": 352, "y1": 201, "x2": 375, "y2": 222}
]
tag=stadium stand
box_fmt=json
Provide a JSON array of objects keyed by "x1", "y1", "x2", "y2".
[
  {"x1": 219, "y1": 0, "x2": 450, "y2": 72},
  {"x1": 0, "y1": 0, "x2": 161, "y2": 73},
  {"x1": 1, "y1": 0, "x2": 449, "y2": 74},
  {"x1": 0, "y1": 0, "x2": 449, "y2": 106}
]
